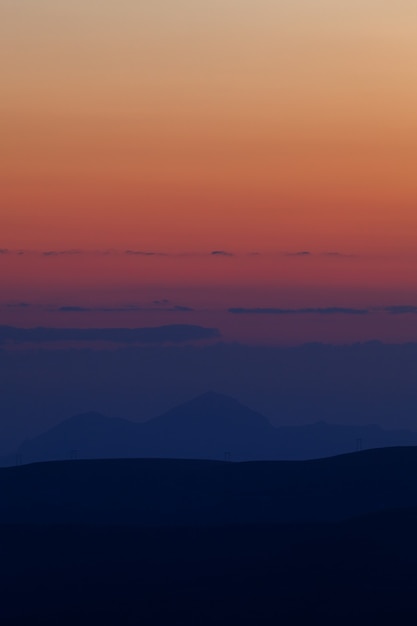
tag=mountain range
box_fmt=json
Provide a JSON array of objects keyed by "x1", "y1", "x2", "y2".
[{"x1": 6, "y1": 391, "x2": 417, "y2": 465}]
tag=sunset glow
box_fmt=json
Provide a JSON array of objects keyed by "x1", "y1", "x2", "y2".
[{"x1": 2, "y1": 1, "x2": 417, "y2": 343}]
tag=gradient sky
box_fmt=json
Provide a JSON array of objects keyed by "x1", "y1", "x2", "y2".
[{"x1": 2, "y1": 1, "x2": 417, "y2": 343}]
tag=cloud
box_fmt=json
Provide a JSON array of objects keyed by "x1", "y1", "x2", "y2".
[
  {"x1": 283, "y1": 251, "x2": 358, "y2": 259},
  {"x1": 57, "y1": 304, "x2": 194, "y2": 313},
  {"x1": 42, "y1": 250, "x2": 82, "y2": 257},
  {"x1": 382, "y1": 305, "x2": 417, "y2": 315},
  {"x1": 228, "y1": 307, "x2": 369, "y2": 316},
  {"x1": 171, "y1": 305, "x2": 194, "y2": 312},
  {"x1": 124, "y1": 250, "x2": 166, "y2": 257},
  {"x1": 0, "y1": 324, "x2": 219, "y2": 345},
  {"x1": 321, "y1": 252, "x2": 357, "y2": 259},
  {"x1": 0, "y1": 248, "x2": 365, "y2": 260},
  {"x1": 6, "y1": 302, "x2": 31, "y2": 309},
  {"x1": 58, "y1": 306, "x2": 95, "y2": 312},
  {"x1": 58, "y1": 305, "x2": 145, "y2": 313},
  {"x1": 210, "y1": 250, "x2": 234, "y2": 257}
]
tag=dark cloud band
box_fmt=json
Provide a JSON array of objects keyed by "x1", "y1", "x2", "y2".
[
  {"x1": 57, "y1": 305, "x2": 194, "y2": 313},
  {"x1": 0, "y1": 248, "x2": 376, "y2": 259},
  {"x1": 42, "y1": 250, "x2": 82, "y2": 257},
  {"x1": 229, "y1": 307, "x2": 369, "y2": 316},
  {"x1": 210, "y1": 250, "x2": 234, "y2": 257},
  {"x1": 382, "y1": 306, "x2": 417, "y2": 315}
]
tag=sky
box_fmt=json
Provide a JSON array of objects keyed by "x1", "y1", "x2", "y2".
[{"x1": 1, "y1": 1, "x2": 417, "y2": 345}]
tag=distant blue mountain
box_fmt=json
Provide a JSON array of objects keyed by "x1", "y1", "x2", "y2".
[
  {"x1": 6, "y1": 392, "x2": 417, "y2": 465},
  {"x1": 140, "y1": 391, "x2": 275, "y2": 459},
  {"x1": 17, "y1": 411, "x2": 140, "y2": 463}
]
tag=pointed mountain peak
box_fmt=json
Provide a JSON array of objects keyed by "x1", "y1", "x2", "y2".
[
  {"x1": 185, "y1": 391, "x2": 245, "y2": 409},
  {"x1": 148, "y1": 391, "x2": 273, "y2": 435}
]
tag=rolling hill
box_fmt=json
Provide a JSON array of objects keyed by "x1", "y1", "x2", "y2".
[{"x1": 1, "y1": 447, "x2": 417, "y2": 525}]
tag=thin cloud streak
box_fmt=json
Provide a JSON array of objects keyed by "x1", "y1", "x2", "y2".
[
  {"x1": 124, "y1": 250, "x2": 167, "y2": 257},
  {"x1": 285, "y1": 251, "x2": 311, "y2": 257},
  {"x1": 42, "y1": 250, "x2": 82, "y2": 257},
  {"x1": 229, "y1": 307, "x2": 369, "y2": 316},
  {"x1": 382, "y1": 305, "x2": 417, "y2": 315},
  {"x1": 6, "y1": 302, "x2": 31, "y2": 309},
  {"x1": 210, "y1": 250, "x2": 234, "y2": 257},
  {"x1": 57, "y1": 305, "x2": 194, "y2": 313},
  {"x1": 4, "y1": 302, "x2": 417, "y2": 316},
  {"x1": 0, "y1": 248, "x2": 365, "y2": 259},
  {"x1": 321, "y1": 251, "x2": 358, "y2": 258}
]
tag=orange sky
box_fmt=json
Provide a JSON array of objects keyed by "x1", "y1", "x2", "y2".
[{"x1": 1, "y1": 1, "x2": 417, "y2": 342}]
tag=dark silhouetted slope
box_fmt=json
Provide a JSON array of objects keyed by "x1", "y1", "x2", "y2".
[
  {"x1": 273, "y1": 419, "x2": 417, "y2": 459},
  {"x1": 1, "y1": 447, "x2": 417, "y2": 525},
  {"x1": 1, "y1": 450, "x2": 417, "y2": 623},
  {"x1": 1, "y1": 504, "x2": 417, "y2": 623}
]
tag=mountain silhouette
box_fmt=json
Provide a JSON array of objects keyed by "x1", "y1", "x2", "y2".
[
  {"x1": 141, "y1": 391, "x2": 275, "y2": 459},
  {"x1": 17, "y1": 412, "x2": 140, "y2": 463},
  {"x1": 8, "y1": 392, "x2": 417, "y2": 465}
]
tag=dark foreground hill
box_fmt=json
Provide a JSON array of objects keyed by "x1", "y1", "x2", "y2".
[
  {"x1": 9, "y1": 392, "x2": 417, "y2": 464},
  {"x1": 1, "y1": 509, "x2": 417, "y2": 625},
  {"x1": 2, "y1": 450, "x2": 417, "y2": 624},
  {"x1": 2, "y1": 447, "x2": 417, "y2": 525}
]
